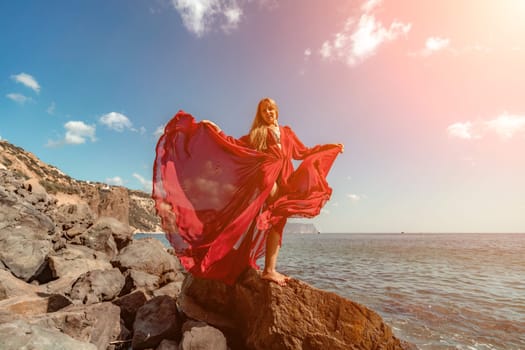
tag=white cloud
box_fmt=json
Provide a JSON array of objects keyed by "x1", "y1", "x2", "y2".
[
  {"x1": 410, "y1": 36, "x2": 450, "y2": 57},
  {"x1": 485, "y1": 113, "x2": 525, "y2": 139},
  {"x1": 6, "y1": 93, "x2": 32, "y2": 104},
  {"x1": 448, "y1": 113, "x2": 525, "y2": 140},
  {"x1": 319, "y1": 1, "x2": 411, "y2": 66},
  {"x1": 320, "y1": 41, "x2": 332, "y2": 59},
  {"x1": 222, "y1": 4, "x2": 242, "y2": 31},
  {"x1": 171, "y1": 0, "x2": 243, "y2": 37},
  {"x1": 47, "y1": 102, "x2": 56, "y2": 115},
  {"x1": 361, "y1": 0, "x2": 382, "y2": 12},
  {"x1": 426, "y1": 37, "x2": 449, "y2": 52},
  {"x1": 106, "y1": 176, "x2": 124, "y2": 186},
  {"x1": 65, "y1": 121, "x2": 97, "y2": 144},
  {"x1": 154, "y1": 125, "x2": 165, "y2": 138},
  {"x1": 304, "y1": 48, "x2": 312, "y2": 57},
  {"x1": 133, "y1": 173, "x2": 153, "y2": 192},
  {"x1": 47, "y1": 121, "x2": 97, "y2": 147},
  {"x1": 447, "y1": 122, "x2": 476, "y2": 140},
  {"x1": 99, "y1": 112, "x2": 133, "y2": 132},
  {"x1": 10, "y1": 73, "x2": 41, "y2": 93},
  {"x1": 347, "y1": 194, "x2": 361, "y2": 201}
]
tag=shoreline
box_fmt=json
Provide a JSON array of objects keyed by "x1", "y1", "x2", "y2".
[{"x1": 133, "y1": 231, "x2": 165, "y2": 235}]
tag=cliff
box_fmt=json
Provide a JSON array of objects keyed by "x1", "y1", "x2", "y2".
[{"x1": 0, "y1": 140, "x2": 160, "y2": 233}]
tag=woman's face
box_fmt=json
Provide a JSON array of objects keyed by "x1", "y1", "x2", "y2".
[{"x1": 260, "y1": 100, "x2": 278, "y2": 126}]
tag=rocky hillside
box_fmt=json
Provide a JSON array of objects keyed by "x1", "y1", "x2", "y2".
[{"x1": 0, "y1": 140, "x2": 160, "y2": 233}]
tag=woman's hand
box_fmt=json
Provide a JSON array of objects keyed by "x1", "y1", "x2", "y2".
[
  {"x1": 202, "y1": 120, "x2": 221, "y2": 133},
  {"x1": 336, "y1": 143, "x2": 344, "y2": 153}
]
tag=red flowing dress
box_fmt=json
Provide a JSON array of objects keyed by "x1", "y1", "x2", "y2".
[{"x1": 153, "y1": 111, "x2": 341, "y2": 284}]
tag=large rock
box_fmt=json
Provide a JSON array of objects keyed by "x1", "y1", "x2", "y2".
[
  {"x1": 0, "y1": 269, "x2": 39, "y2": 300},
  {"x1": 90, "y1": 217, "x2": 134, "y2": 250},
  {"x1": 0, "y1": 294, "x2": 70, "y2": 318},
  {"x1": 77, "y1": 219, "x2": 119, "y2": 258},
  {"x1": 180, "y1": 320, "x2": 228, "y2": 350},
  {"x1": 0, "y1": 184, "x2": 57, "y2": 281},
  {"x1": 29, "y1": 302, "x2": 124, "y2": 350},
  {"x1": 117, "y1": 269, "x2": 162, "y2": 298},
  {"x1": 152, "y1": 281, "x2": 183, "y2": 299},
  {"x1": 69, "y1": 268, "x2": 125, "y2": 304},
  {"x1": 55, "y1": 203, "x2": 95, "y2": 238},
  {"x1": 132, "y1": 295, "x2": 181, "y2": 350},
  {"x1": 112, "y1": 238, "x2": 183, "y2": 281},
  {"x1": 0, "y1": 226, "x2": 54, "y2": 281},
  {"x1": 43, "y1": 244, "x2": 113, "y2": 295},
  {"x1": 48, "y1": 244, "x2": 111, "y2": 278},
  {"x1": 122, "y1": 269, "x2": 160, "y2": 296},
  {"x1": 0, "y1": 185, "x2": 55, "y2": 235},
  {"x1": 21, "y1": 178, "x2": 55, "y2": 213},
  {"x1": 0, "y1": 320, "x2": 97, "y2": 350},
  {"x1": 112, "y1": 290, "x2": 148, "y2": 329},
  {"x1": 180, "y1": 269, "x2": 409, "y2": 350}
]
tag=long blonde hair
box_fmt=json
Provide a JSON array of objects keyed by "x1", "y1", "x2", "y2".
[{"x1": 249, "y1": 98, "x2": 279, "y2": 151}]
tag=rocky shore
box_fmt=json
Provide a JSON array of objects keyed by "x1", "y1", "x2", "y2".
[{"x1": 0, "y1": 140, "x2": 415, "y2": 349}]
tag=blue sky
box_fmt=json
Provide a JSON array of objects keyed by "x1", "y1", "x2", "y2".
[{"x1": 2, "y1": 1, "x2": 525, "y2": 233}]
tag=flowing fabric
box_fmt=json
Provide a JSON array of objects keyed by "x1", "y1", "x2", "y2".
[{"x1": 153, "y1": 110, "x2": 341, "y2": 284}]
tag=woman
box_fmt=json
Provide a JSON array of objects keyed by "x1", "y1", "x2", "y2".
[{"x1": 153, "y1": 98, "x2": 343, "y2": 285}]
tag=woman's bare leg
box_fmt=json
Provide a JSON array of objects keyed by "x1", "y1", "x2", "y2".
[
  {"x1": 262, "y1": 229, "x2": 289, "y2": 285},
  {"x1": 261, "y1": 182, "x2": 289, "y2": 285}
]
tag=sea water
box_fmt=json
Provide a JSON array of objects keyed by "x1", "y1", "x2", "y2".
[{"x1": 135, "y1": 232, "x2": 525, "y2": 349}]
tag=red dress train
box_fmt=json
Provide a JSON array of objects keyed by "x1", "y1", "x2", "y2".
[{"x1": 152, "y1": 111, "x2": 341, "y2": 284}]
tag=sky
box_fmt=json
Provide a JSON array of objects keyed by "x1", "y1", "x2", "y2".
[{"x1": 1, "y1": 0, "x2": 525, "y2": 233}]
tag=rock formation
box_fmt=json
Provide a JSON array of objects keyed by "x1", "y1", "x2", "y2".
[
  {"x1": 0, "y1": 139, "x2": 415, "y2": 349},
  {"x1": 179, "y1": 269, "x2": 411, "y2": 350}
]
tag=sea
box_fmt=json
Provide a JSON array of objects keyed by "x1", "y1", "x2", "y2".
[{"x1": 135, "y1": 232, "x2": 525, "y2": 350}]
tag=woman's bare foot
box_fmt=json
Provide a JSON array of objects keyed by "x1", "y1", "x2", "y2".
[{"x1": 261, "y1": 270, "x2": 290, "y2": 286}]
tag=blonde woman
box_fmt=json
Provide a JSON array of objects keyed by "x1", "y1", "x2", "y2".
[{"x1": 153, "y1": 98, "x2": 343, "y2": 285}]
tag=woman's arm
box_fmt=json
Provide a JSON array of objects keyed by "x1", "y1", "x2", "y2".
[
  {"x1": 201, "y1": 120, "x2": 250, "y2": 148},
  {"x1": 287, "y1": 126, "x2": 344, "y2": 159}
]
